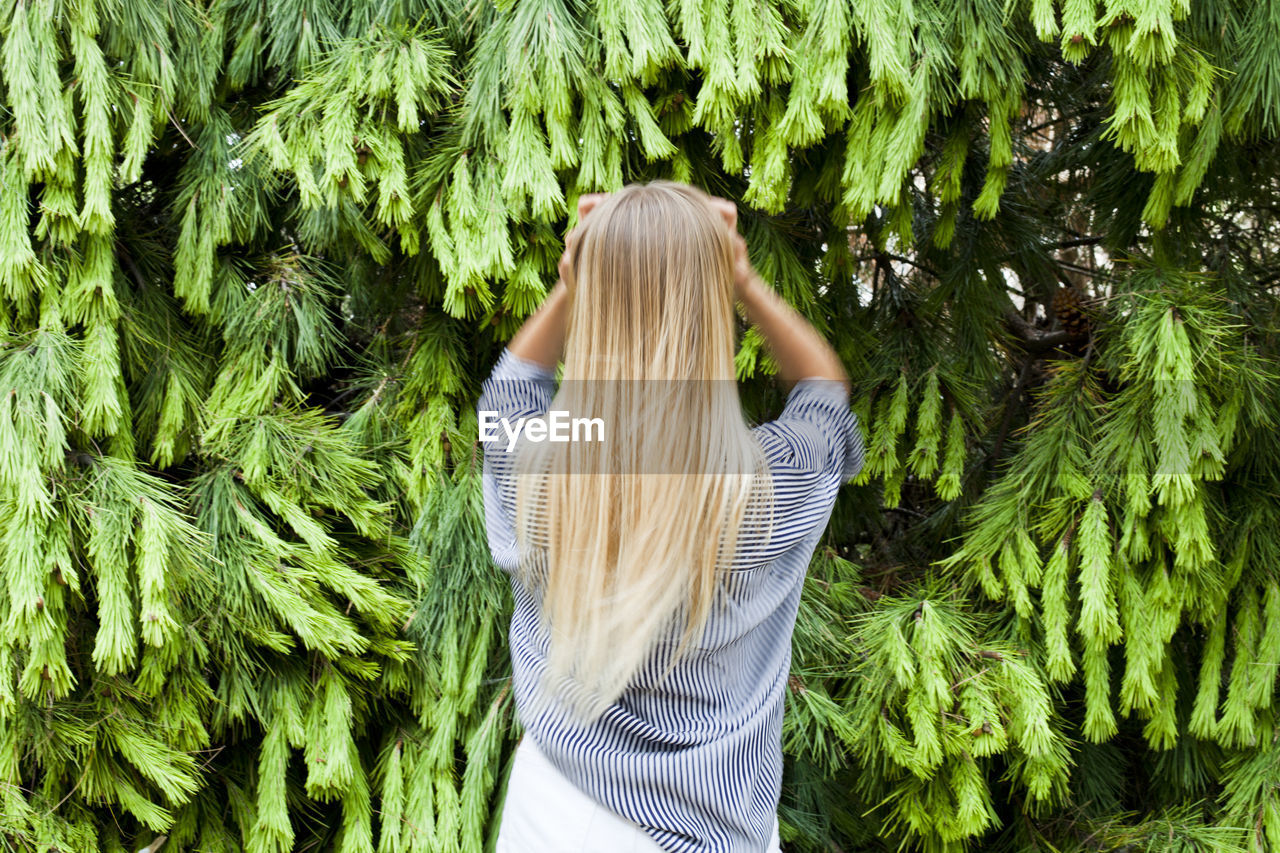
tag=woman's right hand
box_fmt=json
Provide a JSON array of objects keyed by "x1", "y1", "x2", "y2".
[{"x1": 558, "y1": 193, "x2": 608, "y2": 293}]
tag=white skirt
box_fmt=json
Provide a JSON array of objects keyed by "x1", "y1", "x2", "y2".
[{"x1": 496, "y1": 735, "x2": 783, "y2": 852}]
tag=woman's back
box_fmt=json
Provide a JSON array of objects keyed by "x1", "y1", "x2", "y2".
[{"x1": 481, "y1": 352, "x2": 862, "y2": 851}]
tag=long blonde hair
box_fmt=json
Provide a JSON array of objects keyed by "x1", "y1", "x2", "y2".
[{"x1": 512, "y1": 181, "x2": 771, "y2": 723}]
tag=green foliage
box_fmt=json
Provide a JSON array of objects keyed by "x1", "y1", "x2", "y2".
[{"x1": 2, "y1": 1, "x2": 1280, "y2": 852}]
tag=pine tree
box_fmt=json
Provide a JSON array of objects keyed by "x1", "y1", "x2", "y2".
[{"x1": 2, "y1": 1, "x2": 1279, "y2": 852}]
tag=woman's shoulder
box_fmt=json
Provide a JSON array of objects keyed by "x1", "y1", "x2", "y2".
[{"x1": 750, "y1": 378, "x2": 865, "y2": 481}]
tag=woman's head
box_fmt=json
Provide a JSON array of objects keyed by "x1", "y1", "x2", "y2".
[{"x1": 560, "y1": 181, "x2": 737, "y2": 382}]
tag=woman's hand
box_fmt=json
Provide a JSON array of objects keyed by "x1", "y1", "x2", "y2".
[
  {"x1": 727, "y1": 232, "x2": 758, "y2": 302},
  {"x1": 507, "y1": 194, "x2": 607, "y2": 365},
  {"x1": 557, "y1": 193, "x2": 608, "y2": 295},
  {"x1": 577, "y1": 193, "x2": 607, "y2": 221},
  {"x1": 707, "y1": 195, "x2": 759, "y2": 302},
  {"x1": 705, "y1": 193, "x2": 848, "y2": 388}
]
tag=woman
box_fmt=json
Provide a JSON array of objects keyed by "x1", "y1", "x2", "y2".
[{"x1": 478, "y1": 181, "x2": 863, "y2": 852}]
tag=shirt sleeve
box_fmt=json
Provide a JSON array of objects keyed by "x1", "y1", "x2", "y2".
[
  {"x1": 478, "y1": 348, "x2": 557, "y2": 574},
  {"x1": 735, "y1": 378, "x2": 865, "y2": 569}
]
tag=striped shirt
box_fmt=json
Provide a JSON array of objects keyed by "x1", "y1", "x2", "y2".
[{"x1": 479, "y1": 348, "x2": 864, "y2": 853}]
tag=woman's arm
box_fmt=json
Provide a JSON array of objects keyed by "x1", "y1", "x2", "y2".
[
  {"x1": 707, "y1": 198, "x2": 849, "y2": 390},
  {"x1": 503, "y1": 194, "x2": 606, "y2": 369},
  {"x1": 504, "y1": 280, "x2": 570, "y2": 369},
  {"x1": 735, "y1": 267, "x2": 849, "y2": 390}
]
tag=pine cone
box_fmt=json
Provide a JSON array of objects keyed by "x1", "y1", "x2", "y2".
[{"x1": 1052, "y1": 285, "x2": 1092, "y2": 338}]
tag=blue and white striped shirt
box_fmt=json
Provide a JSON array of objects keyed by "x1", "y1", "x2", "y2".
[{"x1": 479, "y1": 349, "x2": 864, "y2": 853}]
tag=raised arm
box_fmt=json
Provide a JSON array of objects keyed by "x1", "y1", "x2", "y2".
[
  {"x1": 504, "y1": 194, "x2": 607, "y2": 369},
  {"x1": 708, "y1": 199, "x2": 849, "y2": 390},
  {"x1": 505, "y1": 280, "x2": 570, "y2": 369},
  {"x1": 735, "y1": 264, "x2": 848, "y2": 389}
]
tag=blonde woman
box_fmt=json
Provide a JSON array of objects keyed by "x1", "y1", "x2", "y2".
[{"x1": 478, "y1": 181, "x2": 864, "y2": 852}]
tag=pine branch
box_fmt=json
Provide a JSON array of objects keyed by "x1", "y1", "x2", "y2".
[{"x1": 1002, "y1": 304, "x2": 1078, "y2": 352}]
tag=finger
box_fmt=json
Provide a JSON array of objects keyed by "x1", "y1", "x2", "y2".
[
  {"x1": 709, "y1": 198, "x2": 737, "y2": 231},
  {"x1": 577, "y1": 193, "x2": 606, "y2": 220},
  {"x1": 559, "y1": 226, "x2": 583, "y2": 279},
  {"x1": 731, "y1": 233, "x2": 751, "y2": 274},
  {"x1": 558, "y1": 250, "x2": 573, "y2": 286},
  {"x1": 564, "y1": 224, "x2": 583, "y2": 254}
]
